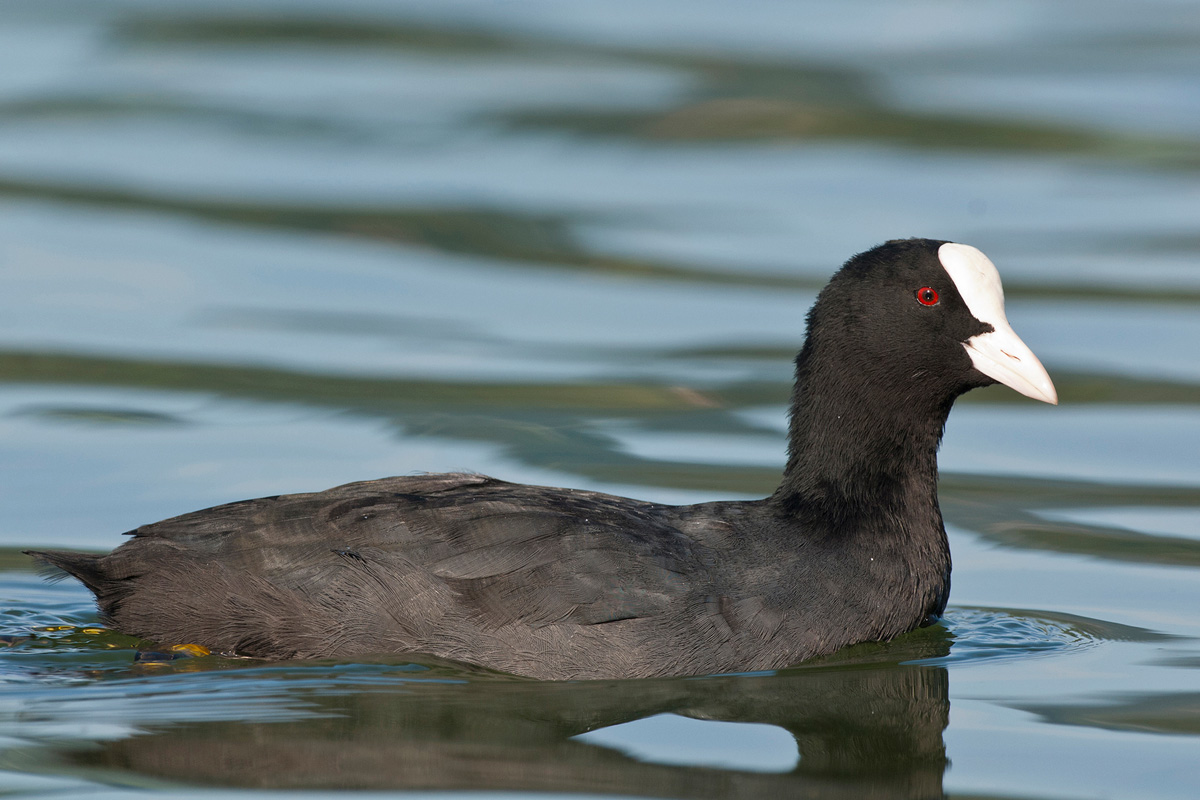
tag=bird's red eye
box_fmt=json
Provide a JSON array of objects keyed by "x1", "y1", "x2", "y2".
[{"x1": 916, "y1": 287, "x2": 939, "y2": 306}]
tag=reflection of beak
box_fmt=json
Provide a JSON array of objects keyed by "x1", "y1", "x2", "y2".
[{"x1": 964, "y1": 323, "x2": 1058, "y2": 405}]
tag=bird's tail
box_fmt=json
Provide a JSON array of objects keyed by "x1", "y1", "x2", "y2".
[{"x1": 24, "y1": 550, "x2": 110, "y2": 599}]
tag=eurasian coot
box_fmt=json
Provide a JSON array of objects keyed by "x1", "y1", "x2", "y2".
[{"x1": 29, "y1": 238, "x2": 1056, "y2": 679}]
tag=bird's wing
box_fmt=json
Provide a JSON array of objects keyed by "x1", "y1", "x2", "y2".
[{"x1": 112, "y1": 473, "x2": 708, "y2": 636}]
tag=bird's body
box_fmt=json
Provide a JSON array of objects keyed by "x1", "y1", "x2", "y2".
[
  {"x1": 30, "y1": 239, "x2": 1056, "y2": 679},
  {"x1": 41, "y1": 473, "x2": 946, "y2": 679}
]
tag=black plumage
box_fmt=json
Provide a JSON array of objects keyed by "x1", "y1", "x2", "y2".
[{"x1": 28, "y1": 238, "x2": 1055, "y2": 679}]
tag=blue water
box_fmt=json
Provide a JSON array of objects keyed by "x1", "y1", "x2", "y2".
[{"x1": 2, "y1": 2, "x2": 1199, "y2": 798}]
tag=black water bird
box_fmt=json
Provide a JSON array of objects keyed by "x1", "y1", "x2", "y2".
[{"x1": 29, "y1": 238, "x2": 1057, "y2": 679}]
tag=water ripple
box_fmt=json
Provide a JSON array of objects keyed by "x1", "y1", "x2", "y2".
[{"x1": 931, "y1": 606, "x2": 1174, "y2": 666}]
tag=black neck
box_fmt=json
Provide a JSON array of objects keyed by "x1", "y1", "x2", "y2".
[{"x1": 772, "y1": 342, "x2": 953, "y2": 517}]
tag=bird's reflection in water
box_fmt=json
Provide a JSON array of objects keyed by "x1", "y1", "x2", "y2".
[{"x1": 74, "y1": 627, "x2": 952, "y2": 799}]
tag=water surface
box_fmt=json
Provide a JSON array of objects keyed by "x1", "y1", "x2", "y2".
[{"x1": 2, "y1": 2, "x2": 1198, "y2": 798}]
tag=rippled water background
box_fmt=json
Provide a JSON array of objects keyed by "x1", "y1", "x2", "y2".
[{"x1": 2, "y1": 2, "x2": 1199, "y2": 798}]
